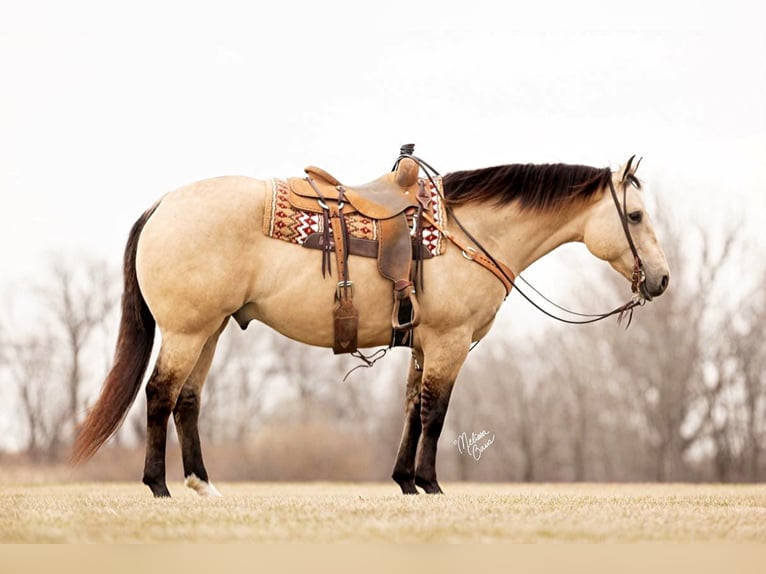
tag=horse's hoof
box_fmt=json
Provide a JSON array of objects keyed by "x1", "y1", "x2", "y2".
[
  {"x1": 398, "y1": 482, "x2": 420, "y2": 495},
  {"x1": 415, "y1": 477, "x2": 444, "y2": 494},
  {"x1": 151, "y1": 487, "x2": 171, "y2": 498},
  {"x1": 392, "y1": 471, "x2": 420, "y2": 495},
  {"x1": 143, "y1": 476, "x2": 171, "y2": 498}
]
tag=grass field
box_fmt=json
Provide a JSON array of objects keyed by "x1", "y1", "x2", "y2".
[{"x1": 2, "y1": 482, "x2": 766, "y2": 543}]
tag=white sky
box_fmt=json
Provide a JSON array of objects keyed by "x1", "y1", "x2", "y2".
[{"x1": 1, "y1": 0, "x2": 764, "y2": 306}]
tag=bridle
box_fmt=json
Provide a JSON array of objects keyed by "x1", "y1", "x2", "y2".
[
  {"x1": 394, "y1": 149, "x2": 648, "y2": 328},
  {"x1": 608, "y1": 156, "x2": 646, "y2": 298}
]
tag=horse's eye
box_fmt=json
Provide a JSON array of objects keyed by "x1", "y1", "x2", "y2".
[{"x1": 628, "y1": 210, "x2": 643, "y2": 224}]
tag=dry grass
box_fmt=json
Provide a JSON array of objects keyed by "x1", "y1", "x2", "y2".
[{"x1": 1, "y1": 482, "x2": 766, "y2": 543}]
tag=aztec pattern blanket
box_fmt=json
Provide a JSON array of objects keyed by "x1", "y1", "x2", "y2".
[{"x1": 262, "y1": 176, "x2": 447, "y2": 257}]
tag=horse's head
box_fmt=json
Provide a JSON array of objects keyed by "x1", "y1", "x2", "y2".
[{"x1": 582, "y1": 157, "x2": 670, "y2": 300}]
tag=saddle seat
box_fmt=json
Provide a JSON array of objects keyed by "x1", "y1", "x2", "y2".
[{"x1": 287, "y1": 159, "x2": 421, "y2": 219}]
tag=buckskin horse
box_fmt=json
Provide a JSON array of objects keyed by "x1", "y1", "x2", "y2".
[{"x1": 72, "y1": 150, "x2": 669, "y2": 497}]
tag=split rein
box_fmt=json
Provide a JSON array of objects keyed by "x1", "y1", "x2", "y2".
[{"x1": 397, "y1": 152, "x2": 647, "y2": 329}]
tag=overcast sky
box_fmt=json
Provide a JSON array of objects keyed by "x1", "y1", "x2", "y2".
[{"x1": 2, "y1": 0, "x2": 764, "y2": 310}]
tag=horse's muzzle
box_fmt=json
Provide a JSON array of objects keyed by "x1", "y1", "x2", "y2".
[{"x1": 640, "y1": 273, "x2": 669, "y2": 301}]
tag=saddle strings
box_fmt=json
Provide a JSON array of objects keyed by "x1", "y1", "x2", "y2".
[
  {"x1": 396, "y1": 151, "x2": 645, "y2": 327},
  {"x1": 342, "y1": 348, "x2": 389, "y2": 382}
]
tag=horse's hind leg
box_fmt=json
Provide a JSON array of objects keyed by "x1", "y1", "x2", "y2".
[
  {"x1": 142, "y1": 332, "x2": 207, "y2": 498},
  {"x1": 392, "y1": 351, "x2": 424, "y2": 495},
  {"x1": 173, "y1": 321, "x2": 227, "y2": 497}
]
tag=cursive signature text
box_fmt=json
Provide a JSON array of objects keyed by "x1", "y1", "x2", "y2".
[{"x1": 454, "y1": 430, "x2": 495, "y2": 461}]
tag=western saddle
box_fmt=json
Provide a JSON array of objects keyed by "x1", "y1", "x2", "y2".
[{"x1": 287, "y1": 151, "x2": 434, "y2": 354}]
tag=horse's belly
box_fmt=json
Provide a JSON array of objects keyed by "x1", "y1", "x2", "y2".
[{"x1": 242, "y1": 240, "x2": 397, "y2": 348}]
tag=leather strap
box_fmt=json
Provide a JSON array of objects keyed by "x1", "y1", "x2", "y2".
[
  {"x1": 421, "y1": 211, "x2": 514, "y2": 296},
  {"x1": 325, "y1": 187, "x2": 359, "y2": 354},
  {"x1": 608, "y1": 176, "x2": 645, "y2": 294},
  {"x1": 328, "y1": 187, "x2": 351, "y2": 295},
  {"x1": 306, "y1": 177, "x2": 334, "y2": 277}
]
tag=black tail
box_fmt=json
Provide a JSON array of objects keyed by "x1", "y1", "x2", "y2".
[{"x1": 71, "y1": 204, "x2": 159, "y2": 463}]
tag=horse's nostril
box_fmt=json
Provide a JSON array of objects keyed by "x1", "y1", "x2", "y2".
[{"x1": 660, "y1": 274, "x2": 669, "y2": 292}]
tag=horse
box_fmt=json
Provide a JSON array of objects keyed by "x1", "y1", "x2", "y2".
[{"x1": 72, "y1": 154, "x2": 670, "y2": 497}]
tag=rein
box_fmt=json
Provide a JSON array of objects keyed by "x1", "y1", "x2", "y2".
[{"x1": 395, "y1": 150, "x2": 647, "y2": 328}]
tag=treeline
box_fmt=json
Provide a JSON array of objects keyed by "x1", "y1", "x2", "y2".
[
  {"x1": 0, "y1": 208, "x2": 763, "y2": 483},
  {"x1": 443, "y1": 213, "x2": 765, "y2": 483}
]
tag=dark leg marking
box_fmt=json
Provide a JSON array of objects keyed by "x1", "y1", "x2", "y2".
[
  {"x1": 414, "y1": 379, "x2": 455, "y2": 495},
  {"x1": 174, "y1": 325, "x2": 225, "y2": 497},
  {"x1": 142, "y1": 366, "x2": 177, "y2": 498},
  {"x1": 173, "y1": 386, "x2": 207, "y2": 483},
  {"x1": 392, "y1": 355, "x2": 423, "y2": 495}
]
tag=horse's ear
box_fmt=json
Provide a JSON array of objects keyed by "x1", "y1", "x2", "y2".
[{"x1": 622, "y1": 155, "x2": 636, "y2": 181}]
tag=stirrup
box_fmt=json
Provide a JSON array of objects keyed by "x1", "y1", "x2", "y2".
[{"x1": 392, "y1": 290, "x2": 421, "y2": 331}]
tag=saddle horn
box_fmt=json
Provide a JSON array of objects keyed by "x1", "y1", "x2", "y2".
[
  {"x1": 396, "y1": 157, "x2": 419, "y2": 187},
  {"x1": 393, "y1": 143, "x2": 419, "y2": 187}
]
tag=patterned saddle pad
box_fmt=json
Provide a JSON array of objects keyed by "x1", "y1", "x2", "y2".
[{"x1": 262, "y1": 176, "x2": 447, "y2": 257}]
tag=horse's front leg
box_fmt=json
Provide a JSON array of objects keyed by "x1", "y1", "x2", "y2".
[
  {"x1": 414, "y1": 334, "x2": 470, "y2": 494},
  {"x1": 392, "y1": 350, "x2": 424, "y2": 494}
]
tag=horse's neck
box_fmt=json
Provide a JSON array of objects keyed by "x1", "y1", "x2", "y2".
[{"x1": 451, "y1": 201, "x2": 588, "y2": 273}]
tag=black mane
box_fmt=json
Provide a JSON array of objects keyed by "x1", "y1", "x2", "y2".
[{"x1": 443, "y1": 163, "x2": 612, "y2": 211}]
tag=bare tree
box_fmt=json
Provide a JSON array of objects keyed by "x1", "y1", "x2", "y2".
[
  {"x1": 201, "y1": 323, "x2": 273, "y2": 444},
  {"x1": 42, "y1": 257, "x2": 117, "y2": 438},
  {"x1": 580, "y1": 207, "x2": 743, "y2": 480},
  {"x1": 4, "y1": 334, "x2": 65, "y2": 458},
  {"x1": 440, "y1": 201, "x2": 754, "y2": 483},
  {"x1": 0, "y1": 256, "x2": 119, "y2": 458},
  {"x1": 445, "y1": 340, "x2": 568, "y2": 482},
  {"x1": 736, "y1": 298, "x2": 766, "y2": 481},
  {"x1": 546, "y1": 330, "x2": 613, "y2": 481},
  {"x1": 261, "y1": 328, "x2": 378, "y2": 428},
  {"x1": 700, "y1": 272, "x2": 766, "y2": 482}
]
